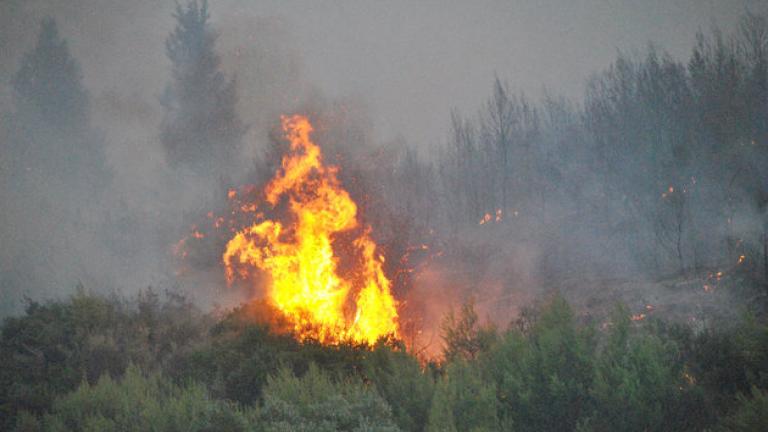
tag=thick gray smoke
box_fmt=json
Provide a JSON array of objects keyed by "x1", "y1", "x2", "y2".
[{"x1": 1, "y1": 0, "x2": 766, "y2": 331}]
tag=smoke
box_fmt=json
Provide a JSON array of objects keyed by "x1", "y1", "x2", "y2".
[
  {"x1": 0, "y1": 1, "x2": 315, "y2": 314},
  {"x1": 1, "y1": 0, "x2": 766, "y2": 334}
]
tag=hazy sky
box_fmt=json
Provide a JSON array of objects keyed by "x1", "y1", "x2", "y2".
[{"x1": 2, "y1": 0, "x2": 766, "y2": 149}]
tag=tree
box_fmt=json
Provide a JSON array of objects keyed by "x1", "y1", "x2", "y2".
[
  {"x1": 362, "y1": 342, "x2": 435, "y2": 431},
  {"x1": 160, "y1": 0, "x2": 244, "y2": 176},
  {"x1": 441, "y1": 110, "x2": 483, "y2": 226},
  {"x1": 9, "y1": 17, "x2": 108, "y2": 187},
  {"x1": 259, "y1": 364, "x2": 401, "y2": 431},
  {"x1": 482, "y1": 77, "x2": 515, "y2": 212},
  {"x1": 426, "y1": 360, "x2": 499, "y2": 432},
  {"x1": 1, "y1": 18, "x2": 111, "y2": 313},
  {"x1": 27, "y1": 365, "x2": 253, "y2": 432},
  {"x1": 440, "y1": 299, "x2": 497, "y2": 362},
  {"x1": 585, "y1": 307, "x2": 683, "y2": 432},
  {"x1": 0, "y1": 289, "x2": 207, "y2": 430},
  {"x1": 485, "y1": 295, "x2": 594, "y2": 431},
  {"x1": 13, "y1": 18, "x2": 88, "y2": 132},
  {"x1": 718, "y1": 388, "x2": 768, "y2": 431}
]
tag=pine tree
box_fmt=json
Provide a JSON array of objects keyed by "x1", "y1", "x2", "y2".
[
  {"x1": 10, "y1": 17, "x2": 107, "y2": 188},
  {"x1": 13, "y1": 18, "x2": 88, "y2": 132},
  {"x1": 2, "y1": 17, "x2": 109, "y2": 313},
  {"x1": 160, "y1": 0, "x2": 244, "y2": 176}
]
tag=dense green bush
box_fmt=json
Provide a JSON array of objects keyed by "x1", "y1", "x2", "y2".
[
  {"x1": 17, "y1": 364, "x2": 254, "y2": 432},
  {"x1": 480, "y1": 296, "x2": 594, "y2": 431},
  {"x1": 0, "y1": 288, "x2": 208, "y2": 430},
  {"x1": 426, "y1": 360, "x2": 499, "y2": 432},
  {"x1": 172, "y1": 303, "x2": 373, "y2": 406},
  {"x1": 259, "y1": 363, "x2": 400, "y2": 431},
  {"x1": 717, "y1": 387, "x2": 768, "y2": 431},
  {"x1": 4, "y1": 290, "x2": 768, "y2": 432},
  {"x1": 437, "y1": 295, "x2": 768, "y2": 432},
  {"x1": 583, "y1": 308, "x2": 684, "y2": 431},
  {"x1": 362, "y1": 342, "x2": 435, "y2": 431}
]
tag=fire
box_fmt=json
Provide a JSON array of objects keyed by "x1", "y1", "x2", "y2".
[
  {"x1": 222, "y1": 115, "x2": 399, "y2": 345},
  {"x1": 479, "y1": 208, "x2": 503, "y2": 225}
]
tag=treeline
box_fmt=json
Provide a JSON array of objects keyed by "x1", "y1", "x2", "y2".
[
  {"x1": 383, "y1": 12, "x2": 768, "y2": 280},
  {"x1": 3, "y1": 289, "x2": 768, "y2": 431}
]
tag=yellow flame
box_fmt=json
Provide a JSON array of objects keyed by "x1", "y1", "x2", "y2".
[{"x1": 222, "y1": 115, "x2": 398, "y2": 345}]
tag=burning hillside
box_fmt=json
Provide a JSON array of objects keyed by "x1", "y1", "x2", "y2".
[{"x1": 221, "y1": 115, "x2": 399, "y2": 345}]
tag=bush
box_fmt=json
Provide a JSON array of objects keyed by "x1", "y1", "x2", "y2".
[
  {"x1": 362, "y1": 342, "x2": 435, "y2": 431},
  {"x1": 20, "y1": 364, "x2": 253, "y2": 432},
  {"x1": 6, "y1": 289, "x2": 768, "y2": 432},
  {"x1": 174, "y1": 302, "x2": 374, "y2": 406},
  {"x1": 584, "y1": 308, "x2": 684, "y2": 431},
  {"x1": 717, "y1": 387, "x2": 768, "y2": 431},
  {"x1": 0, "y1": 288, "x2": 207, "y2": 430},
  {"x1": 426, "y1": 360, "x2": 499, "y2": 432},
  {"x1": 483, "y1": 295, "x2": 594, "y2": 431},
  {"x1": 259, "y1": 363, "x2": 400, "y2": 431}
]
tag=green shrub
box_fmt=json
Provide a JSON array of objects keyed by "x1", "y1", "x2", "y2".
[
  {"x1": 20, "y1": 364, "x2": 253, "y2": 432},
  {"x1": 483, "y1": 295, "x2": 594, "y2": 431},
  {"x1": 717, "y1": 387, "x2": 768, "y2": 431},
  {"x1": 363, "y1": 342, "x2": 435, "y2": 431},
  {"x1": 584, "y1": 307, "x2": 683, "y2": 431},
  {"x1": 0, "y1": 288, "x2": 208, "y2": 430},
  {"x1": 259, "y1": 363, "x2": 400, "y2": 431},
  {"x1": 426, "y1": 360, "x2": 499, "y2": 432},
  {"x1": 440, "y1": 298, "x2": 498, "y2": 362}
]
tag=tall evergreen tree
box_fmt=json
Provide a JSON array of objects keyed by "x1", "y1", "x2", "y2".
[
  {"x1": 9, "y1": 17, "x2": 107, "y2": 189},
  {"x1": 160, "y1": 0, "x2": 244, "y2": 176},
  {"x1": 1, "y1": 17, "x2": 110, "y2": 316},
  {"x1": 12, "y1": 18, "x2": 88, "y2": 132}
]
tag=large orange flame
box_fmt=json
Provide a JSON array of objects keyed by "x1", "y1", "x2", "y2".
[{"x1": 223, "y1": 115, "x2": 399, "y2": 345}]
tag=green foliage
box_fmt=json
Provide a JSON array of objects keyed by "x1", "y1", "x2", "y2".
[
  {"x1": 690, "y1": 316, "x2": 768, "y2": 398},
  {"x1": 5, "y1": 288, "x2": 768, "y2": 432},
  {"x1": 584, "y1": 307, "x2": 684, "y2": 431},
  {"x1": 0, "y1": 288, "x2": 207, "y2": 430},
  {"x1": 484, "y1": 295, "x2": 594, "y2": 431},
  {"x1": 259, "y1": 363, "x2": 400, "y2": 432},
  {"x1": 173, "y1": 303, "x2": 373, "y2": 406},
  {"x1": 24, "y1": 364, "x2": 253, "y2": 432},
  {"x1": 179, "y1": 320, "x2": 295, "y2": 405},
  {"x1": 362, "y1": 342, "x2": 435, "y2": 431},
  {"x1": 718, "y1": 387, "x2": 768, "y2": 431},
  {"x1": 426, "y1": 360, "x2": 499, "y2": 432},
  {"x1": 440, "y1": 298, "x2": 498, "y2": 361}
]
